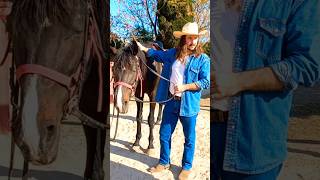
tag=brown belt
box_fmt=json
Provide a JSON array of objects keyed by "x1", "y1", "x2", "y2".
[{"x1": 211, "y1": 109, "x2": 229, "y2": 123}]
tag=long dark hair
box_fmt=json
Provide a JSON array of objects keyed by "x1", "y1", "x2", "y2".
[{"x1": 176, "y1": 35, "x2": 204, "y2": 63}]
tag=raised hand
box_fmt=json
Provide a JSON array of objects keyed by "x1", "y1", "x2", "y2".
[{"x1": 136, "y1": 41, "x2": 149, "y2": 52}]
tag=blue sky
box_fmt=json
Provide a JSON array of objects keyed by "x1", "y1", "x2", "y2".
[
  {"x1": 110, "y1": 0, "x2": 120, "y2": 16},
  {"x1": 110, "y1": 0, "x2": 156, "y2": 39}
]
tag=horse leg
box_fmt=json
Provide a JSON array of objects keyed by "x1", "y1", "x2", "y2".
[
  {"x1": 132, "y1": 99, "x2": 143, "y2": 149},
  {"x1": 155, "y1": 104, "x2": 163, "y2": 125},
  {"x1": 83, "y1": 126, "x2": 106, "y2": 180},
  {"x1": 83, "y1": 126, "x2": 95, "y2": 180},
  {"x1": 22, "y1": 159, "x2": 28, "y2": 180},
  {"x1": 92, "y1": 128, "x2": 107, "y2": 180},
  {"x1": 147, "y1": 99, "x2": 156, "y2": 155}
]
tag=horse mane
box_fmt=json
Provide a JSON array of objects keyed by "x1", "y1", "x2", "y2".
[
  {"x1": 10, "y1": 0, "x2": 74, "y2": 34},
  {"x1": 113, "y1": 45, "x2": 134, "y2": 70},
  {"x1": 113, "y1": 41, "x2": 152, "y2": 71}
]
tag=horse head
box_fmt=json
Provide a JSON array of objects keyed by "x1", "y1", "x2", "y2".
[
  {"x1": 8, "y1": 0, "x2": 87, "y2": 165},
  {"x1": 113, "y1": 40, "x2": 146, "y2": 113}
]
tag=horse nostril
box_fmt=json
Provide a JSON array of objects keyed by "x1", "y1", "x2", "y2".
[{"x1": 46, "y1": 125, "x2": 56, "y2": 136}]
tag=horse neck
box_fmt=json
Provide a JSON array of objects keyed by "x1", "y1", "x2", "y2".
[{"x1": 137, "y1": 50, "x2": 148, "y2": 79}]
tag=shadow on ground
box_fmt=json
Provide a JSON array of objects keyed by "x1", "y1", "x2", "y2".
[
  {"x1": 110, "y1": 161, "x2": 156, "y2": 179},
  {"x1": 0, "y1": 165, "x2": 83, "y2": 180},
  {"x1": 291, "y1": 85, "x2": 320, "y2": 118},
  {"x1": 111, "y1": 139, "x2": 182, "y2": 179}
]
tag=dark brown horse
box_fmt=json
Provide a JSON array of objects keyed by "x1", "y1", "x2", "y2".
[
  {"x1": 6, "y1": 0, "x2": 108, "y2": 180},
  {"x1": 112, "y1": 40, "x2": 163, "y2": 154}
]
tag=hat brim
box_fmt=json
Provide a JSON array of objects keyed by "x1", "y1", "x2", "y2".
[{"x1": 173, "y1": 30, "x2": 207, "y2": 38}]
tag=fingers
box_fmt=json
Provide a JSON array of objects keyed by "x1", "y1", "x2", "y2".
[
  {"x1": 174, "y1": 85, "x2": 184, "y2": 93},
  {"x1": 136, "y1": 42, "x2": 147, "y2": 52},
  {"x1": 174, "y1": 85, "x2": 179, "y2": 93}
]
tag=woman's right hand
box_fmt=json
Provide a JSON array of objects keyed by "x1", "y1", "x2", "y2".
[{"x1": 136, "y1": 41, "x2": 149, "y2": 52}]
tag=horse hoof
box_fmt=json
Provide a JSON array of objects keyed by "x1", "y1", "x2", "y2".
[{"x1": 146, "y1": 148, "x2": 156, "y2": 156}]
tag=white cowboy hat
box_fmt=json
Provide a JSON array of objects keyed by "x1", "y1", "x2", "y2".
[{"x1": 173, "y1": 22, "x2": 207, "y2": 38}]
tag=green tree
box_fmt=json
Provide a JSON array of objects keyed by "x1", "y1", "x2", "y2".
[{"x1": 156, "y1": 0, "x2": 194, "y2": 48}]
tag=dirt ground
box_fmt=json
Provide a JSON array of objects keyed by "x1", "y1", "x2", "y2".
[
  {"x1": 278, "y1": 85, "x2": 320, "y2": 180},
  {"x1": 0, "y1": 85, "x2": 319, "y2": 180},
  {"x1": 109, "y1": 98, "x2": 210, "y2": 180}
]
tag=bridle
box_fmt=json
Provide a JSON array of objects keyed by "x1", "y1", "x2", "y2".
[
  {"x1": 1, "y1": 1, "x2": 108, "y2": 130},
  {"x1": 0, "y1": 14, "x2": 10, "y2": 66},
  {"x1": 113, "y1": 55, "x2": 144, "y2": 97},
  {"x1": 112, "y1": 51, "x2": 175, "y2": 104},
  {"x1": 2, "y1": 1, "x2": 108, "y2": 179}
]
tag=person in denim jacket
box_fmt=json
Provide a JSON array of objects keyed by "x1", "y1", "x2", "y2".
[
  {"x1": 137, "y1": 22, "x2": 210, "y2": 179},
  {"x1": 211, "y1": 0, "x2": 320, "y2": 179}
]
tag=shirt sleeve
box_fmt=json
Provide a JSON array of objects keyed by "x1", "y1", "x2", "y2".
[
  {"x1": 147, "y1": 48, "x2": 175, "y2": 64},
  {"x1": 270, "y1": 0, "x2": 320, "y2": 90},
  {"x1": 195, "y1": 55, "x2": 211, "y2": 90}
]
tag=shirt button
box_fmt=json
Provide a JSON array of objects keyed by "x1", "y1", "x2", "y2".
[
  {"x1": 233, "y1": 99, "x2": 237, "y2": 103},
  {"x1": 242, "y1": 19, "x2": 246, "y2": 23},
  {"x1": 239, "y1": 47, "x2": 242, "y2": 51}
]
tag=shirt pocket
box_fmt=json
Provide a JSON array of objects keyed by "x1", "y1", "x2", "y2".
[
  {"x1": 189, "y1": 67, "x2": 199, "y2": 82},
  {"x1": 256, "y1": 18, "x2": 286, "y2": 64}
]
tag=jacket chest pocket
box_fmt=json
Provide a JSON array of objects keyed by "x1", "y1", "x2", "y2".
[
  {"x1": 256, "y1": 18, "x2": 286, "y2": 63},
  {"x1": 189, "y1": 67, "x2": 199, "y2": 82}
]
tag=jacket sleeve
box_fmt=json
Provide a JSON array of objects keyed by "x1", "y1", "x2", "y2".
[
  {"x1": 195, "y1": 55, "x2": 211, "y2": 90},
  {"x1": 270, "y1": 0, "x2": 320, "y2": 90},
  {"x1": 147, "y1": 48, "x2": 175, "y2": 64}
]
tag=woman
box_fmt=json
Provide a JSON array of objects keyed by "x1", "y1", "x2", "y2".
[{"x1": 137, "y1": 22, "x2": 210, "y2": 180}]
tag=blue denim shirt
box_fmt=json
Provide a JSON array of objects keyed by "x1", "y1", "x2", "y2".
[
  {"x1": 212, "y1": 0, "x2": 320, "y2": 174},
  {"x1": 147, "y1": 48, "x2": 210, "y2": 117}
]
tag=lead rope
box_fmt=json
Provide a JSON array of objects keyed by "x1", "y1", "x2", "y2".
[
  {"x1": 0, "y1": 17, "x2": 10, "y2": 66},
  {"x1": 110, "y1": 104, "x2": 119, "y2": 141},
  {"x1": 8, "y1": 46, "x2": 19, "y2": 180},
  {"x1": 131, "y1": 55, "x2": 176, "y2": 104}
]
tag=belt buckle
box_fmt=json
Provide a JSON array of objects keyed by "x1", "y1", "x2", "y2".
[
  {"x1": 211, "y1": 109, "x2": 228, "y2": 123},
  {"x1": 218, "y1": 111, "x2": 224, "y2": 121}
]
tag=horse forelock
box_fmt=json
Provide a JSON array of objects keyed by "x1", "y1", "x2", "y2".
[{"x1": 10, "y1": 0, "x2": 79, "y2": 34}]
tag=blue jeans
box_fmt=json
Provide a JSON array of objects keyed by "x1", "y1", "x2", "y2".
[
  {"x1": 159, "y1": 99, "x2": 197, "y2": 170},
  {"x1": 211, "y1": 122, "x2": 283, "y2": 180}
]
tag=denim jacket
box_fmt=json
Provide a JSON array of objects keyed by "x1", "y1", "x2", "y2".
[
  {"x1": 147, "y1": 48, "x2": 210, "y2": 117},
  {"x1": 212, "y1": 0, "x2": 320, "y2": 174}
]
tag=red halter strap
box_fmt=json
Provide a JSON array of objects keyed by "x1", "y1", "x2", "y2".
[
  {"x1": 113, "y1": 61, "x2": 143, "y2": 97},
  {"x1": 16, "y1": 64, "x2": 75, "y2": 88}
]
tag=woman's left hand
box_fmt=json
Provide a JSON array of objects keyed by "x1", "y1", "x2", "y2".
[{"x1": 174, "y1": 84, "x2": 186, "y2": 93}]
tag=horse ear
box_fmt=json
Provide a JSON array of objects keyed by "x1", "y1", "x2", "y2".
[
  {"x1": 131, "y1": 41, "x2": 139, "y2": 56},
  {"x1": 110, "y1": 46, "x2": 118, "y2": 55}
]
